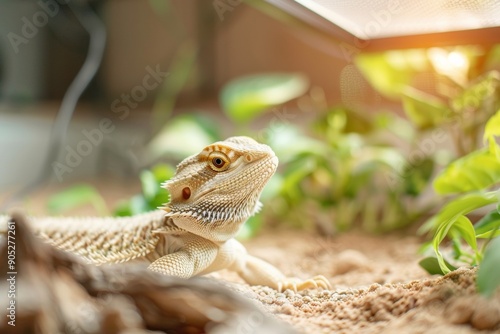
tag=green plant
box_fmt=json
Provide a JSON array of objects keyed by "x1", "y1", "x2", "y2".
[
  {"x1": 220, "y1": 73, "x2": 309, "y2": 124},
  {"x1": 46, "y1": 164, "x2": 174, "y2": 217},
  {"x1": 114, "y1": 164, "x2": 174, "y2": 216},
  {"x1": 477, "y1": 237, "x2": 500, "y2": 297},
  {"x1": 356, "y1": 47, "x2": 500, "y2": 157},
  {"x1": 263, "y1": 108, "x2": 433, "y2": 233},
  {"x1": 218, "y1": 73, "x2": 311, "y2": 237},
  {"x1": 47, "y1": 46, "x2": 500, "y2": 240},
  {"x1": 419, "y1": 109, "x2": 500, "y2": 296},
  {"x1": 218, "y1": 74, "x2": 436, "y2": 233},
  {"x1": 47, "y1": 184, "x2": 109, "y2": 215}
]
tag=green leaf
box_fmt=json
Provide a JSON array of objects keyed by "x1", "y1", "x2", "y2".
[
  {"x1": 130, "y1": 195, "x2": 150, "y2": 215},
  {"x1": 452, "y1": 71, "x2": 500, "y2": 113},
  {"x1": 266, "y1": 123, "x2": 328, "y2": 164},
  {"x1": 220, "y1": 73, "x2": 309, "y2": 123},
  {"x1": 428, "y1": 192, "x2": 498, "y2": 231},
  {"x1": 433, "y1": 216, "x2": 457, "y2": 274},
  {"x1": 433, "y1": 149, "x2": 500, "y2": 195},
  {"x1": 237, "y1": 215, "x2": 263, "y2": 240},
  {"x1": 477, "y1": 237, "x2": 500, "y2": 297},
  {"x1": 419, "y1": 256, "x2": 457, "y2": 275},
  {"x1": 151, "y1": 164, "x2": 175, "y2": 184},
  {"x1": 428, "y1": 192, "x2": 498, "y2": 273},
  {"x1": 476, "y1": 230, "x2": 500, "y2": 239},
  {"x1": 484, "y1": 109, "x2": 500, "y2": 142},
  {"x1": 452, "y1": 215, "x2": 478, "y2": 253},
  {"x1": 112, "y1": 163, "x2": 174, "y2": 217},
  {"x1": 475, "y1": 209, "x2": 500, "y2": 237},
  {"x1": 114, "y1": 195, "x2": 153, "y2": 217},
  {"x1": 355, "y1": 52, "x2": 421, "y2": 99},
  {"x1": 345, "y1": 163, "x2": 378, "y2": 197},
  {"x1": 113, "y1": 201, "x2": 133, "y2": 217},
  {"x1": 147, "y1": 114, "x2": 218, "y2": 160},
  {"x1": 141, "y1": 165, "x2": 173, "y2": 208},
  {"x1": 402, "y1": 157, "x2": 435, "y2": 196},
  {"x1": 485, "y1": 47, "x2": 500, "y2": 71},
  {"x1": 140, "y1": 170, "x2": 158, "y2": 201},
  {"x1": 375, "y1": 112, "x2": 416, "y2": 142},
  {"x1": 47, "y1": 185, "x2": 108, "y2": 215},
  {"x1": 149, "y1": 192, "x2": 170, "y2": 210},
  {"x1": 401, "y1": 87, "x2": 450, "y2": 130},
  {"x1": 483, "y1": 109, "x2": 500, "y2": 159},
  {"x1": 260, "y1": 173, "x2": 283, "y2": 202},
  {"x1": 280, "y1": 154, "x2": 317, "y2": 203}
]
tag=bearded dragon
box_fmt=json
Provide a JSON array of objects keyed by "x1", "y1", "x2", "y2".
[{"x1": 1, "y1": 136, "x2": 330, "y2": 292}]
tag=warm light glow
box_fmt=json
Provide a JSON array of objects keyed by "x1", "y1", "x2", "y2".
[
  {"x1": 428, "y1": 48, "x2": 449, "y2": 73},
  {"x1": 427, "y1": 48, "x2": 469, "y2": 84},
  {"x1": 448, "y1": 51, "x2": 468, "y2": 70},
  {"x1": 292, "y1": 0, "x2": 500, "y2": 39}
]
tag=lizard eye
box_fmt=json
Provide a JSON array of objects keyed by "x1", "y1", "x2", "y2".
[{"x1": 208, "y1": 152, "x2": 230, "y2": 171}]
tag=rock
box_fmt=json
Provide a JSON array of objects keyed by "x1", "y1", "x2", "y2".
[
  {"x1": 334, "y1": 249, "x2": 371, "y2": 274},
  {"x1": 470, "y1": 298, "x2": 500, "y2": 330}
]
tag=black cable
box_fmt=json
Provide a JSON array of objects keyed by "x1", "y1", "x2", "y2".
[{"x1": 1, "y1": 1, "x2": 106, "y2": 210}]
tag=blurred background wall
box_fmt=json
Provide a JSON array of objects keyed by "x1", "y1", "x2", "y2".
[
  {"x1": 1, "y1": 0, "x2": 377, "y2": 105},
  {"x1": 3, "y1": 0, "x2": 494, "y2": 195},
  {"x1": 0, "y1": 0, "x2": 380, "y2": 190}
]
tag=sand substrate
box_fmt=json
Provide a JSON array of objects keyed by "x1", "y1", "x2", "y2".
[{"x1": 211, "y1": 231, "x2": 500, "y2": 333}]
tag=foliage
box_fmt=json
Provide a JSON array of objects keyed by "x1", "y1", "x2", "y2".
[
  {"x1": 46, "y1": 42, "x2": 500, "y2": 249},
  {"x1": 357, "y1": 48, "x2": 500, "y2": 157},
  {"x1": 47, "y1": 164, "x2": 174, "y2": 217},
  {"x1": 350, "y1": 48, "x2": 499, "y2": 237},
  {"x1": 114, "y1": 164, "x2": 174, "y2": 216},
  {"x1": 47, "y1": 184, "x2": 108, "y2": 216},
  {"x1": 263, "y1": 109, "x2": 431, "y2": 233},
  {"x1": 356, "y1": 46, "x2": 500, "y2": 295},
  {"x1": 419, "y1": 109, "x2": 500, "y2": 296},
  {"x1": 432, "y1": 149, "x2": 500, "y2": 194},
  {"x1": 477, "y1": 237, "x2": 500, "y2": 297},
  {"x1": 355, "y1": 50, "x2": 427, "y2": 99},
  {"x1": 419, "y1": 192, "x2": 497, "y2": 273},
  {"x1": 50, "y1": 58, "x2": 498, "y2": 237},
  {"x1": 220, "y1": 73, "x2": 309, "y2": 123},
  {"x1": 147, "y1": 113, "x2": 220, "y2": 161},
  {"x1": 218, "y1": 75, "x2": 436, "y2": 233},
  {"x1": 401, "y1": 87, "x2": 449, "y2": 129}
]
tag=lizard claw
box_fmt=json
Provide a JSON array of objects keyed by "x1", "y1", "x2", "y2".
[{"x1": 277, "y1": 275, "x2": 331, "y2": 292}]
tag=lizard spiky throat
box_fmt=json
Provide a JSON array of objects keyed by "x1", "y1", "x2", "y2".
[{"x1": 161, "y1": 136, "x2": 278, "y2": 226}]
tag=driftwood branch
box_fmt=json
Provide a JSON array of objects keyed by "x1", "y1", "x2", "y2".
[{"x1": 1, "y1": 212, "x2": 295, "y2": 334}]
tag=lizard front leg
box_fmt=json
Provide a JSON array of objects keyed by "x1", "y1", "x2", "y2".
[
  {"x1": 221, "y1": 239, "x2": 331, "y2": 292},
  {"x1": 148, "y1": 234, "x2": 218, "y2": 278}
]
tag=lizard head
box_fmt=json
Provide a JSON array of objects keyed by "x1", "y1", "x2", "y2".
[{"x1": 161, "y1": 136, "x2": 278, "y2": 241}]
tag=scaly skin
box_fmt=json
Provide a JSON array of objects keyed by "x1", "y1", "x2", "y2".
[{"x1": 1, "y1": 137, "x2": 331, "y2": 292}]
